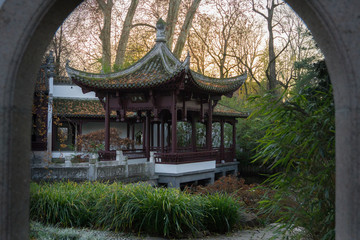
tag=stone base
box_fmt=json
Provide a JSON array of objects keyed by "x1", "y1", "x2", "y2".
[
  {"x1": 215, "y1": 161, "x2": 239, "y2": 180},
  {"x1": 157, "y1": 169, "x2": 215, "y2": 188},
  {"x1": 31, "y1": 161, "x2": 156, "y2": 183}
]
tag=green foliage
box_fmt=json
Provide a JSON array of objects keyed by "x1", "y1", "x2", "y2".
[
  {"x1": 30, "y1": 181, "x2": 241, "y2": 238},
  {"x1": 253, "y1": 60, "x2": 335, "y2": 240},
  {"x1": 203, "y1": 193, "x2": 240, "y2": 233},
  {"x1": 236, "y1": 117, "x2": 268, "y2": 165},
  {"x1": 93, "y1": 183, "x2": 204, "y2": 237},
  {"x1": 219, "y1": 91, "x2": 269, "y2": 166},
  {"x1": 30, "y1": 182, "x2": 104, "y2": 227}
]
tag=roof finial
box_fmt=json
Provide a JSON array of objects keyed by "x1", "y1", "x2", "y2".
[
  {"x1": 183, "y1": 51, "x2": 190, "y2": 69},
  {"x1": 48, "y1": 50, "x2": 55, "y2": 77},
  {"x1": 156, "y1": 18, "x2": 166, "y2": 43}
]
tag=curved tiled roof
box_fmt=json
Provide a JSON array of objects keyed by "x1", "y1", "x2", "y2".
[
  {"x1": 53, "y1": 98, "x2": 136, "y2": 118},
  {"x1": 188, "y1": 70, "x2": 246, "y2": 94},
  {"x1": 213, "y1": 103, "x2": 248, "y2": 118},
  {"x1": 53, "y1": 98, "x2": 111, "y2": 118},
  {"x1": 66, "y1": 43, "x2": 186, "y2": 90},
  {"x1": 66, "y1": 20, "x2": 246, "y2": 95},
  {"x1": 53, "y1": 98, "x2": 247, "y2": 119}
]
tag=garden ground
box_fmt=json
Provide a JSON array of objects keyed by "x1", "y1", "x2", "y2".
[{"x1": 30, "y1": 221, "x2": 282, "y2": 240}]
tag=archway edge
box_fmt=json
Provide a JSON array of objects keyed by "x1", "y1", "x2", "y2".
[
  {"x1": 0, "y1": 0, "x2": 359, "y2": 239},
  {"x1": 285, "y1": 1, "x2": 360, "y2": 239},
  {"x1": 0, "y1": 1, "x2": 82, "y2": 239}
]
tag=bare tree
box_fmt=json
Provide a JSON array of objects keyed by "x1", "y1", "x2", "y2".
[
  {"x1": 173, "y1": 0, "x2": 201, "y2": 59},
  {"x1": 252, "y1": 0, "x2": 283, "y2": 92},
  {"x1": 189, "y1": 0, "x2": 243, "y2": 78},
  {"x1": 166, "y1": 0, "x2": 181, "y2": 50},
  {"x1": 97, "y1": 0, "x2": 113, "y2": 73},
  {"x1": 114, "y1": 0, "x2": 139, "y2": 70},
  {"x1": 230, "y1": 19, "x2": 264, "y2": 91}
]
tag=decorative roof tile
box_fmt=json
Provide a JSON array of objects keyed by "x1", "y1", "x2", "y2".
[
  {"x1": 66, "y1": 43, "x2": 186, "y2": 90},
  {"x1": 189, "y1": 70, "x2": 247, "y2": 94},
  {"x1": 213, "y1": 103, "x2": 248, "y2": 118},
  {"x1": 53, "y1": 98, "x2": 247, "y2": 119},
  {"x1": 53, "y1": 98, "x2": 136, "y2": 118},
  {"x1": 66, "y1": 20, "x2": 246, "y2": 95}
]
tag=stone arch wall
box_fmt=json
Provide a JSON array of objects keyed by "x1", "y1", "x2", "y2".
[
  {"x1": 0, "y1": 0, "x2": 359, "y2": 239},
  {"x1": 286, "y1": 2, "x2": 360, "y2": 239}
]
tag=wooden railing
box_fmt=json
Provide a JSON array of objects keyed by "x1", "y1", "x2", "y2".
[
  {"x1": 213, "y1": 147, "x2": 236, "y2": 164},
  {"x1": 154, "y1": 150, "x2": 218, "y2": 164},
  {"x1": 98, "y1": 150, "x2": 116, "y2": 161},
  {"x1": 98, "y1": 147, "x2": 235, "y2": 163},
  {"x1": 123, "y1": 149, "x2": 146, "y2": 159}
]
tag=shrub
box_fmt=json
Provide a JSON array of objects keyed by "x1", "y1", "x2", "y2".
[
  {"x1": 188, "y1": 175, "x2": 271, "y2": 210},
  {"x1": 94, "y1": 183, "x2": 204, "y2": 237},
  {"x1": 31, "y1": 181, "x2": 241, "y2": 238},
  {"x1": 30, "y1": 181, "x2": 109, "y2": 227},
  {"x1": 253, "y1": 60, "x2": 335, "y2": 240},
  {"x1": 203, "y1": 193, "x2": 241, "y2": 233},
  {"x1": 75, "y1": 128, "x2": 134, "y2": 153}
]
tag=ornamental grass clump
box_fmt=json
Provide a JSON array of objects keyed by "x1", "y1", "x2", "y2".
[
  {"x1": 94, "y1": 183, "x2": 204, "y2": 237},
  {"x1": 30, "y1": 181, "x2": 100, "y2": 227},
  {"x1": 31, "y1": 181, "x2": 242, "y2": 238},
  {"x1": 203, "y1": 193, "x2": 241, "y2": 233},
  {"x1": 130, "y1": 186, "x2": 203, "y2": 237}
]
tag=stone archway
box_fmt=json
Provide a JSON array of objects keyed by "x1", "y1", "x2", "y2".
[{"x1": 0, "y1": 0, "x2": 359, "y2": 239}]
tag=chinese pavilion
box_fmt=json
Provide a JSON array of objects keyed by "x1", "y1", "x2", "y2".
[{"x1": 62, "y1": 19, "x2": 246, "y2": 186}]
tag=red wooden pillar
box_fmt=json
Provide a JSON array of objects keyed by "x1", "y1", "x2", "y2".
[
  {"x1": 131, "y1": 123, "x2": 135, "y2": 149},
  {"x1": 232, "y1": 121, "x2": 236, "y2": 159},
  {"x1": 207, "y1": 99, "x2": 213, "y2": 150},
  {"x1": 167, "y1": 122, "x2": 171, "y2": 149},
  {"x1": 171, "y1": 91, "x2": 177, "y2": 153},
  {"x1": 126, "y1": 122, "x2": 130, "y2": 149},
  {"x1": 220, "y1": 118, "x2": 225, "y2": 160},
  {"x1": 157, "y1": 122, "x2": 160, "y2": 148},
  {"x1": 127, "y1": 123, "x2": 130, "y2": 138},
  {"x1": 191, "y1": 116, "x2": 197, "y2": 152},
  {"x1": 76, "y1": 121, "x2": 83, "y2": 151},
  {"x1": 105, "y1": 93, "x2": 110, "y2": 152},
  {"x1": 142, "y1": 120, "x2": 146, "y2": 150},
  {"x1": 161, "y1": 116, "x2": 165, "y2": 153},
  {"x1": 150, "y1": 122, "x2": 153, "y2": 150},
  {"x1": 146, "y1": 111, "x2": 150, "y2": 157}
]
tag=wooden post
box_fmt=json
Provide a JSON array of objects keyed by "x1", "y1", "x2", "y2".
[
  {"x1": 126, "y1": 122, "x2": 130, "y2": 149},
  {"x1": 191, "y1": 116, "x2": 197, "y2": 152},
  {"x1": 161, "y1": 116, "x2": 165, "y2": 153},
  {"x1": 142, "y1": 120, "x2": 146, "y2": 150},
  {"x1": 105, "y1": 93, "x2": 110, "y2": 152},
  {"x1": 167, "y1": 122, "x2": 171, "y2": 148},
  {"x1": 207, "y1": 99, "x2": 213, "y2": 150},
  {"x1": 171, "y1": 91, "x2": 177, "y2": 153},
  {"x1": 232, "y1": 121, "x2": 236, "y2": 159},
  {"x1": 131, "y1": 123, "x2": 135, "y2": 149},
  {"x1": 150, "y1": 122, "x2": 153, "y2": 150},
  {"x1": 146, "y1": 111, "x2": 151, "y2": 158},
  {"x1": 77, "y1": 121, "x2": 83, "y2": 151},
  {"x1": 157, "y1": 122, "x2": 160, "y2": 148},
  {"x1": 220, "y1": 119, "x2": 225, "y2": 161}
]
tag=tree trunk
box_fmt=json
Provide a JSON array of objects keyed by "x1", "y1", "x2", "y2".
[
  {"x1": 97, "y1": 0, "x2": 113, "y2": 73},
  {"x1": 114, "y1": 0, "x2": 139, "y2": 69},
  {"x1": 267, "y1": 3, "x2": 277, "y2": 91},
  {"x1": 173, "y1": 0, "x2": 201, "y2": 59},
  {"x1": 252, "y1": 0, "x2": 279, "y2": 93},
  {"x1": 165, "y1": 0, "x2": 181, "y2": 50}
]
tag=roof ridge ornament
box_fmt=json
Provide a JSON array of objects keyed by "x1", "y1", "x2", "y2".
[
  {"x1": 156, "y1": 18, "x2": 166, "y2": 43},
  {"x1": 182, "y1": 51, "x2": 190, "y2": 70}
]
